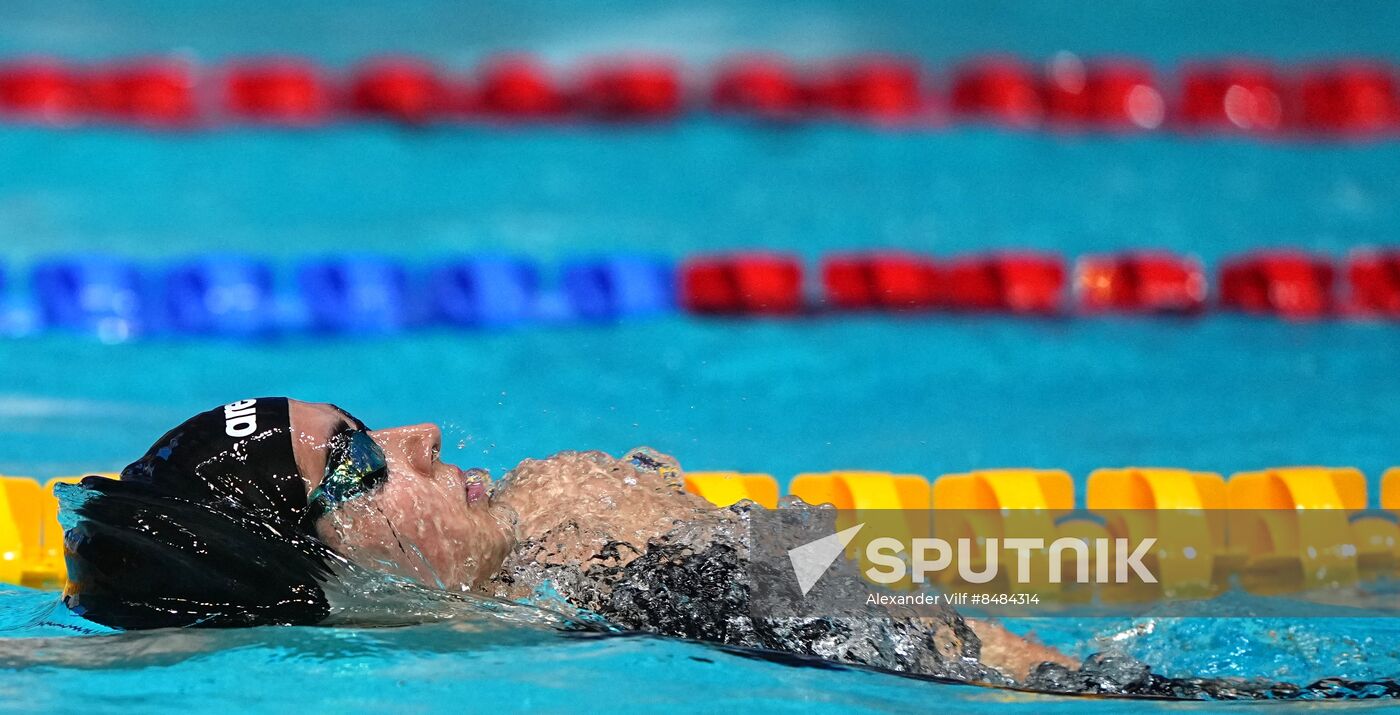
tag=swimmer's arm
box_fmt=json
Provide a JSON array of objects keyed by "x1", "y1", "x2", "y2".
[{"x1": 967, "y1": 619, "x2": 1077, "y2": 682}]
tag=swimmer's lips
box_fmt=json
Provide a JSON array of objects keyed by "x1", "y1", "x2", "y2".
[
  {"x1": 448, "y1": 464, "x2": 489, "y2": 504},
  {"x1": 466, "y1": 479, "x2": 487, "y2": 504}
]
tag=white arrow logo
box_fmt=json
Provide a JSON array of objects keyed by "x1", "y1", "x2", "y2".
[{"x1": 788, "y1": 523, "x2": 866, "y2": 596}]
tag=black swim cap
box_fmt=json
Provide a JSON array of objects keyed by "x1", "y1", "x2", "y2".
[
  {"x1": 114, "y1": 397, "x2": 306, "y2": 521},
  {"x1": 62, "y1": 397, "x2": 339, "y2": 629}
]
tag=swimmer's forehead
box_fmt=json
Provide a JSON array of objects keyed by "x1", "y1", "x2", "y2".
[
  {"x1": 288, "y1": 400, "x2": 367, "y2": 493},
  {"x1": 289, "y1": 400, "x2": 366, "y2": 435}
]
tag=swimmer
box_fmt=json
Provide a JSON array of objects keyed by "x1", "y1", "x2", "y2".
[{"x1": 58, "y1": 398, "x2": 1399, "y2": 700}]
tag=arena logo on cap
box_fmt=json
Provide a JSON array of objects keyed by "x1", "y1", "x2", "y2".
[{"x1": 224, "y1": 399, "x2": 260, "y2": 437}]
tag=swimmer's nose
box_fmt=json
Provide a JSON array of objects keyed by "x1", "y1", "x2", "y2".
[{"x1": 368, "y1": 423, "x2": 443, "y2": 475}]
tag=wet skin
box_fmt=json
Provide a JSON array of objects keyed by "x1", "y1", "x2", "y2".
[
  {"x1": 284, "y1": 400, "x2": 1071, "y2": 681},
  {"x1": 288, "y1": 401, "x2": 514, "y2": 590}
]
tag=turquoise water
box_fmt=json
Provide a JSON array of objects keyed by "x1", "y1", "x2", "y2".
[
  {"x1": 5, "y1": 593, "x2": 1287, "y2": 715},
  {"x1": 4, "y1": 0, "x2": 1400, "y2": 711},
  {"x1": 2, "y1": 126, "x2": 1399, "y2": 482}
]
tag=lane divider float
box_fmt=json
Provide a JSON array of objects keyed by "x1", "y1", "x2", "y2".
[
  {"x1": 2, "y1": 248, "x2": 1400, "y2": 340},
  {"x1": 8, "y1": 465, "x2": 1400, "y2": 599},
  {"x1": 1, "y1": 474, "x2": 116, "y2": 589},
  {"x1": 683, "y1": 471, "x2": 779, "y2": 509},
  {"x1": 2, "y1": 54, "x2": 1399, "y2": 138}
]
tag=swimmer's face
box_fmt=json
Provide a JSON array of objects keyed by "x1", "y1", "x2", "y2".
[{"x1": 287, "y1": 400, "x2": 514, "y2": 592}]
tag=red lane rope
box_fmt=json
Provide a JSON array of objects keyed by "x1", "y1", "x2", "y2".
[
  {"x1": 1, "y1": 53, "x2": 1398, "y2": 137},
  {"x1": 682, "y1": 249, "x2": 1400, "y2": 320}
]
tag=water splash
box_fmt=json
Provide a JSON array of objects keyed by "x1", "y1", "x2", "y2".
[{"x1": 480, "y1": 449, "x2": 999, "y2": 684}]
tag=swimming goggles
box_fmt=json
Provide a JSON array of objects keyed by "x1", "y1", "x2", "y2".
[{"x1": 301, "y1": 429, "x2": 389, "y2": 530}]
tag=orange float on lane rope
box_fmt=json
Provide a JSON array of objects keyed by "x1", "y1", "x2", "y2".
[
  {"x1": 931, "y1": 469, "x2": 1075, "y2": 595},
  {"x1": 1227, "y1": 466, "x2": 1366, "y2": 592},
  {"x1": 0, "y1": 476, "x2": 43, "y2": 587},
  {"x1": 683, "y1": 472, "x2": 778, "y2": 509},
  {"x1": 1086, "y1": 467, "x2": 1229, "y2": 598},
  {"x1": 789, "y1": 471, "x2": 930, "y2": 510}
]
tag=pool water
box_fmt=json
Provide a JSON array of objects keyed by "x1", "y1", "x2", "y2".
[
  {"x1": 5, "y1": 583, "x2": 1399, "y2": 713},
  {"x1": 4, "y1": 0, "x2": 1400, "y2": 711}
]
